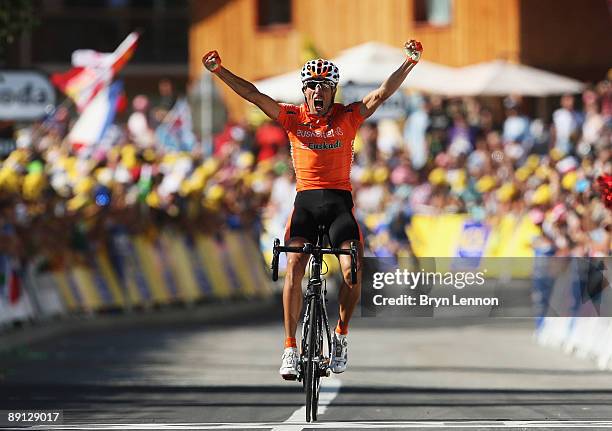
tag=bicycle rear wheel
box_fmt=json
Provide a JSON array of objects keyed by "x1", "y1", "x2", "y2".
[{"x1": 305, "y1": 295, "x2": 319, "y2": 422}]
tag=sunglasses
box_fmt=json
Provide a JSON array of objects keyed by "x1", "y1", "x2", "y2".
[{"x1": 304, "y1": 80, "x2": 335, "y2": 90}]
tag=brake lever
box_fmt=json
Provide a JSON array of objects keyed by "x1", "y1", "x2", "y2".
[
  {"x1": 350, "y1": 241, "x2": 358, "y2": 285},
  {"x1": 271, "y1": 238, "x2": 280, "y2": 281}
]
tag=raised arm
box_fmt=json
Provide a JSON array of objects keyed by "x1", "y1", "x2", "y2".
[
  {"x1": 359, "y1": 40, "x2": 423, "y2": 119},
  {"x1": 202, "y1": 50, "x2": 280, "y2": 120}
]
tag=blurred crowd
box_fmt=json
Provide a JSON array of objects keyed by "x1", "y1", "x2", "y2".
[
  {"x1": 0, "y1": 75, "x2": 611, "y2": 268},
  {"x1": 348, "y1": 81, "x2": 612, "y2": 258},
  {"x1": 0, "y1": 80, "x2": 274, "y2": 267}
]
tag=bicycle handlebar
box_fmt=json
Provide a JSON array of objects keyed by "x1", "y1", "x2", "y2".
[
  {"x1": 275, "y1": 245, "x2": 353, "y2": 255},
  {"x1": 271, "y1": 238, "x2": 358, "y2": 284}
]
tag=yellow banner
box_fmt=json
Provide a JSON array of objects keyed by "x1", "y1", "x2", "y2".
[{"x1": 407, "y1": 214, "x2": 539, "y2": 277}]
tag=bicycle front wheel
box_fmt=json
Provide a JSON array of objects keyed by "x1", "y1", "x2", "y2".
[
  {"x1": 305, "y1": 295, "x2": 319, "y2": 422},
  {"x1": 311, "y1": 305, "x2": 323, "y2": 422}
]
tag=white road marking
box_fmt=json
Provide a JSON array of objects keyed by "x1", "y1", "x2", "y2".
[
  {"x1": 28, "y1": 420, "x2": 612, "y2": 429},
  {"x1": 271, "y1": 375, "x2": 342, "y2": 431}
]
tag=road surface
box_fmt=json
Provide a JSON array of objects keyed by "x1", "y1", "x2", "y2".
[{"x1": 1, "y1": 299, "x2": 612, "y2": 430}]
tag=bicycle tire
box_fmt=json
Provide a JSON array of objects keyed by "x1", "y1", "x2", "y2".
[
  {"x1": 311, "y1": 309, "x2": 323, "y2": 421},
  {"x1": 305, "y1": 295, "x2": 318, "y2": 422},
  {"x1": 300, "y1": 300, "x2": 309, "y2": 392}
]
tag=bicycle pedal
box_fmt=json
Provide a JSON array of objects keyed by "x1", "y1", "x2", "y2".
[
  {"x1": 282, "y1": 374, "x2": 298, "y2": 381},
  {"x1": 319, "y1": 367, "x2": 330, "y2": 377}
]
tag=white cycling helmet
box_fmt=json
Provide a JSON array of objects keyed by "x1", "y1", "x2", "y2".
[{"x1": 300, "y1": 59, "x2": 340, "y2": 86}]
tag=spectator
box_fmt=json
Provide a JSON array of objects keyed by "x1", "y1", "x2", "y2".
[
  {"x1": 403, "y1": 94, "x2": 429, "y2": 170},
  {"x1": 502, "y1": 98, "x2": 530, "y2": 145},
  {"x1": 552, "y1": 93, "x2": 583, "y2": 155},
  {"x1": 127, "y1": 95, "x2": 155, "y2": 148},
  {"x1": 255, "y1": 120, "x2": 288, "y2": 162},
  {"x1": 426, "y1": 95, "x2": 450, "y2": 157},
  {"x1": 579, "y1": 89, "x2": 605, "y2": 155},
  {"x1": 157, "y1": 78, "x2": 177, "y2": 112},
  {"x1": 356, "y1": 122, "x2": 378, "y2": 166},
  {"x1": 447, "y1": 112, "x2": 474, "y2": 158}
]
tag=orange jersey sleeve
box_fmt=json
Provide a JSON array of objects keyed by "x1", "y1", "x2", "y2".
[
  {"x1": 276, "y1": 103, "x2": 301, "y2": 130},
  {"x1": 345, "y1": 102, "x2": 366, "y2": 130}
]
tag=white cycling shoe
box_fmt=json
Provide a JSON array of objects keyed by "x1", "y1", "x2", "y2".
[
  {"x1": 279, "y1": 347, "x2": 300, "y2": 380},
  {"x1": 330, "y1": 333, "x2": 348, "y2": 374}
]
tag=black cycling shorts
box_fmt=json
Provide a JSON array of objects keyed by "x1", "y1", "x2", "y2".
[{"x1": 284, "y1": 189, "x2": 363, "y2": 247}]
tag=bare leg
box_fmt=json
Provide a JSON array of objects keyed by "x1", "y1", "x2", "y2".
[
  {"x1": 336, "y1": 240, "x2": 363, "y2": 332},
  {"x1": 283, "y1": 238, "x2": 309, "y2": 339}
]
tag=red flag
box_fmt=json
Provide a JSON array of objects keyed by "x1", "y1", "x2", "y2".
[
  {"x1": 68, "y1": 81, "x2": 124, "y2": 150},
  {"x1": 51, "y1": 66, "x2": 85, "y2": 92},
  {"x1": 51, "y1": 32, "x2": 139, "y2": 112},
  {"x1": 597, "y1": 174, "x2": 612, "y2": 210}
]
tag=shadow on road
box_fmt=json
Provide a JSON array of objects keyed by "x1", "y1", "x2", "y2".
[{"x1": 2, "y1": 383, "x2": 612, "y2": 410}]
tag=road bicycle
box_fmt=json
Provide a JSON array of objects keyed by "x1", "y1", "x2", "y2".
[{"x1": 271, "y1": 225, "x2": 358, "y2": 422}]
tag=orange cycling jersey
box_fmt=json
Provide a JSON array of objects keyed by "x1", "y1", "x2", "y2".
[{"x1": 276, "y1": 102, "x2": 365, "y2": 192}]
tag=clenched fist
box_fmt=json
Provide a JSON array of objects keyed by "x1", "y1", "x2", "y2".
[
  {"x1": 202, "y1": 50, "x2": 222, "y2": 73},
  {"x1": 404, "y1": 40, "x2": 423, "y2": 64}
]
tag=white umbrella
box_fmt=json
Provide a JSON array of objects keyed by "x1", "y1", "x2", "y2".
[
  {"x1": 253, "y1": 41, "x2": 457, "y2": 103},
  {"x1": 334, "y1": 42, "x2": 456, "y2": 94},
  {"x1": 254, "y1": 70, "x2": 303, "y2": 103},
  {"x1": 445, "y1": 60, "x2": 585, "y2": 96}
]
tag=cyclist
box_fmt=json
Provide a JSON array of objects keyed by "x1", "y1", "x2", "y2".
[{"x1": 202, "y1": 40, "x2": 423, "y2": 379}]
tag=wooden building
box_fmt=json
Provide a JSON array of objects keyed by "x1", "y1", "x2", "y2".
[
  {"x1": 6, "y1": 0, "x2": 191, "y2": 96},
  {"x1": 190, "y1": 0, "x2": 612, "y2": 121}
]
